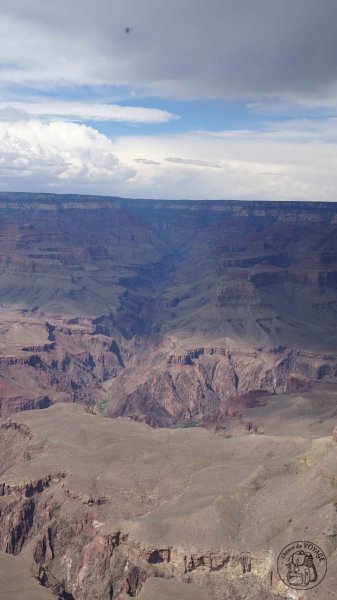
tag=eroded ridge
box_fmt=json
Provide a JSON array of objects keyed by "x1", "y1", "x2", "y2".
[{"x1": 0, "y1": 402, "x2": 337, "y2": 599}]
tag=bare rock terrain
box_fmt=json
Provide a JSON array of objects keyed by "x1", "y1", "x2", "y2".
[
  {"x1": 0, "y1": 194, "x2": 337, "y2": 598},
  {"x1": 0, "y1": 395, "x2": 337, "y2": 599},
  {"x1": 0, "y1": 194, "x2": 336, "y2": 426}
]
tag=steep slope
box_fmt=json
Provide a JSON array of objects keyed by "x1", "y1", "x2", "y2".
[
  {"x1": 1, "y1": 194, "x2": 337, "y2": 599},
  {"x1": 0, "y1": 193, "x2": 336, "y2": 425},
  {"x1": 0, "y1": 397, "x2": 337, "y2": 599}
]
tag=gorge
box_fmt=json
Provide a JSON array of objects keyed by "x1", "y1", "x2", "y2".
[{"x1": 0, "y1": 193, "x2": 337, "y2": 599}]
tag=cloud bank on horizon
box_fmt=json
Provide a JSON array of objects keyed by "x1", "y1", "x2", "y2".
[{"x1": 1, "y1": 0, "x2": 337, "y2": 200}]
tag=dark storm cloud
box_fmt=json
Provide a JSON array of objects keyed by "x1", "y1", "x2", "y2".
[{"x1": 2, "y1": 0, "x2": 337, "y2": 104}]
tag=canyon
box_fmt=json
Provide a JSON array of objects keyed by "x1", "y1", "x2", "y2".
[
  {"x1": 0, "y1": 193, "x2": 337, "y2": 598},
  {"x1": 0, "y1": 193, "x2": 336, "y2": 426},
  {"x1": 1, "y1": 392, "x2": 337, "y2": 599}
]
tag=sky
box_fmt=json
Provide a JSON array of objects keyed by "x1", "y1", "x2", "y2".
[{"x1": 2, "y1": 0, "x2": 337, "y2": 200}]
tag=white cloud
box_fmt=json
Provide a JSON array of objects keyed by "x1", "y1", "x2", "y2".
[
  {"x1": 112, "y1": 122, "x2": 337, "y2": 200},
  {"x1": 2, "y1": 116, "x2": 337, "y2": 201},
  {"x1": 0, "y1": 120, "x2": 136, "y2": 191},
  {"x1": 0, "y1": 102, "x2": 178, "y2": 124}
]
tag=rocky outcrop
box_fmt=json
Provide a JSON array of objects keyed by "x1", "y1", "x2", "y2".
[
  {"x1": 0, "y1": 481, "x2": 144, "y2": 599},
  {"x1": 137, "y1": 543, "x2": 272, "y2": 577},
  {"x1": 0, "y1": 194, "x2": 336, "y2": 428},
  {"x1": 1, "y1": 400, "x2": 337, "y2": 600},
  {"x1": 0, "y1": 419, "x2": 32, "y2": 438},
  {"x1": 217, "y1": 281, "x2": 261, "y2": 306},
  {"x1": 0, "y1": 494, "x2": 36, "y2": 554},
  {"x1": 108, "y1": 344, "x2": 337, "y2": 427},
  {"x1": 0, "y1": 473, "x2": 65, "y2": 498},
  {"x1": 0, "y1": 494, "x2": 277, "y2": 599},
  {"x1": 0, "y1": 480, "x2": 274, "y2": 600},
  {"x1": 0, "y1": 318, "x2": 128, "y2": 416}
]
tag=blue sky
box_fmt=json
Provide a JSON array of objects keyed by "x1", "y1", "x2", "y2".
[{"x1": 1, "y1": 0, "x2": 337, "y2": 200}]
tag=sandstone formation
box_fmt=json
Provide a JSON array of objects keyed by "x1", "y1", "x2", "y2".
[
  {"x1": 0, "y1": 194, "x2": 337, "y2": 598},
  {"x1": 0, "y1": 194, "x2": 336, "y2": 427},
  {"x1": 0, "y1": 398, "x2": 337, "y2": 599}
]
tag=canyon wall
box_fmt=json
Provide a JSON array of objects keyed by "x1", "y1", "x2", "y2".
[
  {"x1": 0, "y1": 194, "x2": 336, "y2": 426},
  {"x1": 3, "y1": 403, "x2": 334, "y2": 600}
]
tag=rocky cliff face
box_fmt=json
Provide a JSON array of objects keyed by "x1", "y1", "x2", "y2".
[
  {"x1": 3, "y1": 402, "x2": 336, "y2": 600},
  {"x1": 1, "y1": 193, "x2": 337, "y2": 598},
  {"x1": 0, "y1": 194, "x2": 336, "y2": 427},
  {"x1": 108, "y1": 345, "x2": 337, "y2": 427}
]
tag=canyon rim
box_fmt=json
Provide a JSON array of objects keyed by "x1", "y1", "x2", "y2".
[{"x1": 0, "y1": 194, "x2": 337, "y2": 599}]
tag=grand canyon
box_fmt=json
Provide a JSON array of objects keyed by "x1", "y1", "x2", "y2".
[{"x1": 1, "y1": 193, "x2": 337, "y2": 599}]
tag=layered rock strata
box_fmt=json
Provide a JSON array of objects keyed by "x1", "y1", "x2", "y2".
[
  {"x1": 0, "y1": 402, "x2": 337, "y2": 599},
  {"x1": 0, "y1": 195, "x2": 336, "y2": 425}
]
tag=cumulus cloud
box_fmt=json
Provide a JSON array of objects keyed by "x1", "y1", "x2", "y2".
[
  {"x1": 0, "y1": 120, "x2": 136, "y2": 191},
  {"x1": 0, "y1": 102, "x2": 178, "y2": 124},
  {"x1": 2, "y1": 115, "x2": 337, "y2": 201},
  {"x1": 2, "y1": 0, "x2": 337, "y2": 104}
]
